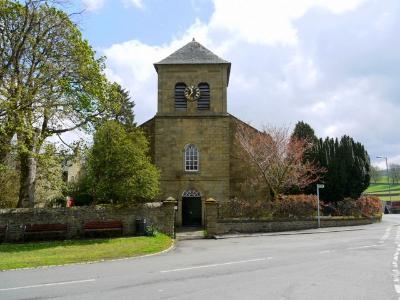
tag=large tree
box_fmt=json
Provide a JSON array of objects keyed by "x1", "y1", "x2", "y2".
[
  {"x1": 370, "y1": 165, "x2": 380, "y2": 184},
  {"x1": 0, "y1": 0, "x2": 115, "y2": 207},
  {"x1": 291, "y1": 122, "x2": 371, "y2": 202},
  {"x1": 390, "y1": 164, "x2": 400, "y2": 184},
  {"x1": 236, "y1": 123, "x2": 322, "y2": 200},
  {"x1": 313, "y1": 135, "x2": 370, "y2": 202},
  {"x1": 292, "y1": 121, "x2": 317, "y2": 144},
  {"x1": 88, "y1": 121, "x2": 160, "y2": 204}
]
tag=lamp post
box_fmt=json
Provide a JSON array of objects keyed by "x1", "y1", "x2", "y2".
[
  {"x1": 376, "y1": 156, "x2": 392, "y2": 202},
  {"x1": 317, "y1": 184, "x2": 324, "y2": 228}
]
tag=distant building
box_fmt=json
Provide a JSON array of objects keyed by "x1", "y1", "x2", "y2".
[
  {"x1": 141, "y1": 40, "x2": 260, "y2": 227},
  {"x1": 62, "y1": 156, "x2": 82, "y2": 184}
]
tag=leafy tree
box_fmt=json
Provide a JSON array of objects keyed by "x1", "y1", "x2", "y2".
[
  {"x1": 292, "y1": 122, "x2": 371, "y2": 203},
  {"x1": 292, "y1": 121, "x2": 317, "y2": 143},
  {"x1": 35, "y1": 143, "x2": 65, "y2": 207},
  {"x1": 370, "y1": 165, "x2": 380, "y2": 184},
  {"x1": 236, "y1": 123, "x2": 323, "y2": 200},
  {"x1": 314, "y1": 136, "x2": 370, "y2": 203},
  {"x1": 88, "y1": 121, "x2": 159, "y2": 204},
  {"x1": 103, "y1": 83, "x2": 135, "y2": 129},
  {"x1": 389, "y1": 164, "x2": 400, "y2": 184},
  {"x1": 0, "y1": 163, "x2": 19, "y2": 208},
  {"x1": 0, "y1": 0, "x2": 118, "y2": 207},
  {"x1": 291, "y1": 121, "x2": 320, "y2": 194}
]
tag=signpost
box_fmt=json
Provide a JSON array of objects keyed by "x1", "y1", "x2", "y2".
[{"x1": 317, "y1": 184, "x2": 325, "y2": 228}]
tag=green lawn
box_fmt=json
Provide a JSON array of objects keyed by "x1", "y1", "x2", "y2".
[
  {"x1": 0, "y1": 233, "x2": 172, "y2": 271},
  {"x1": 366, "y1": 183, "x2": 400, "y2": 193},
  {"x1": 365, "y1": 182, "x2": 400, "y2": 201}
]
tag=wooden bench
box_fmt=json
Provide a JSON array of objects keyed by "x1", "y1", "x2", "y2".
[
  {"x1": 84, "y1": 220, "x2": 123, "y2": 237},
  {"x1": 23, "y1": 223, "x2": 68, "y2": 241},
  {"x1": 0, "y1": 224, "x2": 7, "y2": 242}
]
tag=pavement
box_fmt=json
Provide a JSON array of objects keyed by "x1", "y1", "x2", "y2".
[{"x1": 1, "y1": 215, "x2": 400, "y2": 299}]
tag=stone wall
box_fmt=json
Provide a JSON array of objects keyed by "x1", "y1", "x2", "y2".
[
  {"x1": 0, "y1": 200, "x2": 176, "y2": 242},
  {"x1": 210, "y1": 216, "x2": 381, "y2": 236},
  {"x1": 142, "y1": 115, "x2": 231, "y2": 226}
]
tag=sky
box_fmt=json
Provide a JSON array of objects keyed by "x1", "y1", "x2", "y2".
[{"x1": 67, "y1": 0, "x2": 399, "y2": 168}]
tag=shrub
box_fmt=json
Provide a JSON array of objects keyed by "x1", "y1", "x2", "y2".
[
  {"x1": 88, "y1": 121, "x2": 160, "y2": 205},
  {"x1": 336, "y1": 198, "x2": 360, "y2": 216},
  {"x1": 218, "y1": 197, "x2": 270, "y2": 219},
  {"x1": 47, "y1": 196, "x2": 66, "y2": 208},
  {"x1": 357, "y1": 196, "x2": 381, "y2": 217},
  {"x1": 273, "y1": 194, "x2": 318, "y2": 218}
]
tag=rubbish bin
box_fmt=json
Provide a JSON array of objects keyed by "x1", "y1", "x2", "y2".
[{"x1": 135, "y1": 218, "x2": 147, "y2": 236}]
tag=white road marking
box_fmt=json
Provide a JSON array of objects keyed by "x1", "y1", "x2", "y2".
[
  {"x1": 346, "y1": 244, "x2": 380, "y2": 250},
  {"x1": 395, "y1": 284, "x2": 400, "y2": 294},
  {"x1": 392, "y1": 227, "x2": 400, "y2": 297},
  {"x1": 0, "y1": 279, "x2": 96, "y2": 292},
  {"x1": 319, "y1": 250, "x2": 334, "y2": 254},
  {"x1": 380, "y1": 226, "x2": 392, "y2": 244},
  {"x1": 160, "y1": 257, "x2": 270, "y2": 273}
]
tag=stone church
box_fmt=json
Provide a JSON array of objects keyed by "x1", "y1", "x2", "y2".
[{"x1": 141, "y1": 39, "x2": 258, "y2": 227}]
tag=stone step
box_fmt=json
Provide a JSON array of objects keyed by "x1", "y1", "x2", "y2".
[{"x1": 175, "y1": 227, "x2": 205, "y2": 240}]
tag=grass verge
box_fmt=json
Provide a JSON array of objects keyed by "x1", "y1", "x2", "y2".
[
  {"x1": 365, "y1": 182, "x2": 400, "y2": 201},
  {"x1": 0, "y1": 233, "x2": 172, "y2": 271}
]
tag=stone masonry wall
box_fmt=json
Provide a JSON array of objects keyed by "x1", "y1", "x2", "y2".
[
  {"x1": 0, "y1": 201, "x2": 176, "y2": 242},
  {"x1": 213, "y1": 217, "x2": 381, "y2": 235},
  {"x1": 152, "y1": 115, "x2": 230, "y2": 226}
]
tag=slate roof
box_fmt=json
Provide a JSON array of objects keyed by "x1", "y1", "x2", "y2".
[
  {"x1": 155, "y1": 39, "x2": 230, "y2": 66},
  {"x1": 154, "y1": 39, "x2": 231, "y2": 83}
]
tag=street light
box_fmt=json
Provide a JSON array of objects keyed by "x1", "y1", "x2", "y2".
[
  {"x1": 316, "y1": 184, "x2": 324, "y2": 228},
  {"x1": 376, "y1": 156, "x2": 392, "y2": 202}
]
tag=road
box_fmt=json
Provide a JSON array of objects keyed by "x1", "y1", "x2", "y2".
[{"x1": 2, "y1": 215, "x2": 400, "y2": 300}]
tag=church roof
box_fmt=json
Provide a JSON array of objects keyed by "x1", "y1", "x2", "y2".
[
  {"x1": 155, "y1": 39, "x2": 230, "y2": 66},
  {"x1": 154, "y1": 39, "x2": 231, "y2": 83}
]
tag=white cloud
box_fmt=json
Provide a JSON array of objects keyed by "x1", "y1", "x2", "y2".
[
  {"x1": 82, "y1": 0, "x2": 146, "y2": 11},
  {"x1": 122, "y1": 0, "x2": 144, "y2": 9},
  {"x1": 101, "y1": 0, "x2": 400, "y2": 165},
  {"x1": 82, "y1": 0, "x2": 105, "y2": 11},
  {"x1": 208, "y1": 0, "x2": 366, "y2": 45}
]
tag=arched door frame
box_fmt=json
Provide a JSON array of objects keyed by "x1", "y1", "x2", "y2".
[{"x1": 181, "y1": 189, "x2": 202, "y2": 227}]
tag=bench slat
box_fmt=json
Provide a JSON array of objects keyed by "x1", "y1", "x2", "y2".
[{"x1": 84, "y1": 220, "x2": 123, "y2": 230}]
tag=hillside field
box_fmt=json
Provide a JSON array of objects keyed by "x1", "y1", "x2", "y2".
[{"x1": 365, "y1": 176, "x2": 400, "y2": 201}]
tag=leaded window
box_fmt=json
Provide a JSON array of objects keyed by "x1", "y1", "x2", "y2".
[
  {"x1": 184, "y1": 145, "x2": 199, "y2": 172},
  {"x1": 197, "y1": 83, "x2": 210, "y2": 111},
  {"x1": 175, "y1": 83, "x2": 187, "y2": 110}
]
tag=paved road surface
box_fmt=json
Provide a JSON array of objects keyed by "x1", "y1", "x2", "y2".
[{"x1": 2, "y1": 215, "x2": 400, "y2": 299}]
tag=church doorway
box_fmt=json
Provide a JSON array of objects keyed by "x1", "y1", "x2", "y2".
[{"x1": 182, "y1": 189, "x2": 202, "y2": 227}]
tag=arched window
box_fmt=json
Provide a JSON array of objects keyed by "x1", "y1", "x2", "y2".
[
  {"x1": 197, "y1": 83, "x2": 210, "y2": 111},
  {"x1": 184, "y1": 145, "x2": 199, "y2": 171},
  {"x1": 175, "y1": 83, "x2": 187, "y2": 110}
]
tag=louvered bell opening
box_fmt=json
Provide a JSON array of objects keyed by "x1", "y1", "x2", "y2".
[
  {"x1": 175, "y1": 83, "x2": 187, "y2": 111},
  {"x1": 197, "y1": 83, "x2": 210, "y2": 111}
]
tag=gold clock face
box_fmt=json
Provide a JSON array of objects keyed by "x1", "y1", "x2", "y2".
[{"x1": 184, "y1": 85, "x2": 201, "y2": 102}]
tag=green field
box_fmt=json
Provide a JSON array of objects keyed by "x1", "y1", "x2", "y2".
[
  {"x1": 0, "y1": 234, "x2": 172, "y2": 270},
  {"x1": 365, "y1": 180, "x2": 400, "y2": 201}
]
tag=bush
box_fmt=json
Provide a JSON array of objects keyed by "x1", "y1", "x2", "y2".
[
  {"x1": 88, "y1": 121, "x2": 160, "y2": 205},
  {"x1": 218, "y1": 197, "x2": 270, "y2": 219},
  {"x1": 336, "y1": 198, "x2": 359, "y2": 216},
  {"x1": 357, "y1": 195, "x2": 381, "y2": 217},
  {"x1": 273, "y1": 194, "x2": 318, "y2": 218},
  {"x1": 47, "y1": 196, "x2": 66, "y2": 208}
]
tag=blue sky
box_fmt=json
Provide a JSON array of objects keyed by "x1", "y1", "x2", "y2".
[
  {"x1": 72, "y1": 0, "x2": 213, "y2": 47},
  {"x1": 65, "y1": 0, "x2": 400, "y2": 168}
]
